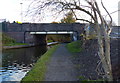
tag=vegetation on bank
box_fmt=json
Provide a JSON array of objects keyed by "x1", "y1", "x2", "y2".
[
  {"x1": 47, "y1": 40, "x2": 54, "y2": 43},
  {"x1": 47, "y1": 34, "x2": 71, "y2": 43},
  {"x1": 2, "y1": 33, "x2": 16, "y2": 45},
  {"x1": 4, "y1": 43, "x2": 28, "y2": 46},
  {"x1": 66, "y1": 40, "x2": 83, "y2": 53},
  {"x1": 21, "y1": 45, "x2": 59, "y2": 81},
  {"x1": 2, "y1": 33, "x2": 28, "y2": 46}
]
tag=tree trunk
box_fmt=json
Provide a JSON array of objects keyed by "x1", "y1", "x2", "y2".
[
  {"x1": 96, "y1": 24, "x2": 113, "y2": 81},
  {"x1": 102, "y1": 25, "x2": 113, "y2": 81}
]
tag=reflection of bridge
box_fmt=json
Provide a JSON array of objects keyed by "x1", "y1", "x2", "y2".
[{"x1": 2, "y1": 22, "x2": 85, "y2": 45}]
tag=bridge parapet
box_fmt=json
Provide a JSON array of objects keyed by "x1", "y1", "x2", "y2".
[
  {"x1": 3, "y1": 22, "x2": 86, "y2": 44},
  {"x1": 4, "y1": 23, "x2": 85, "y2": 32}
]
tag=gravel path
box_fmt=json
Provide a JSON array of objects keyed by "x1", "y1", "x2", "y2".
[
  {"x1": 45, "y1": 44, "x2": 78, "y2": 81},
  {"x1": 45, "y1": 39, "x2": 120, "y2": 81}
]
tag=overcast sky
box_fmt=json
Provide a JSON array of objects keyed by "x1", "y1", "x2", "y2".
[{"x1": 0, "y1": 0, "x2": 119, "y2": 25}]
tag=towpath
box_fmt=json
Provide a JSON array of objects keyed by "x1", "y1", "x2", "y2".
[{"x1": 45, "y1": 44, "x2": 78, "y2": 81}]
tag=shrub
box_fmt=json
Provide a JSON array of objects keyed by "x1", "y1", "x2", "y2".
[
  {"x1": 66, "y1": 40, "x2": 83, "y2": 53},
  {"x1": 2, "y1": 33, "x2": 16, "y2": 45}
]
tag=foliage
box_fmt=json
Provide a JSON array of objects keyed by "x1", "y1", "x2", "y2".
[
  {"x1": 86, "y1": 34, "x2": 97, "y2": 40},
  {"x1": 4, "y1": 43, "x2": 28, "y2": 46},
  {"x1": 47, "y1": 40, "x2": 54, "y2": 43},
  {"x1": 66, "y1": 40, "x2": 83, "y2": 53},
  {"x1": 60, "y1": 12, "x2": 76, "y2": 23},
  {"x1": 2, "y1": 33, "x2": 29, "y2": 46},
  {"x1": 47, "y1": 34, "x2": 71, "y2": 43},
  {"x1": 51, "y1": 21, "x2": 59, "y2": 23},
  {"x1": 21, "y1": 45, "x2": 59, "y2": 81},
  {"x1": 2, "y1": 33, "x2": 16, "y2": 45},
  {"x1": 48, "y1": 12, "x2": 76, "y2": 42},
  {"x1": 78, "y1": 76, "x2": 105, "y2": 82}
]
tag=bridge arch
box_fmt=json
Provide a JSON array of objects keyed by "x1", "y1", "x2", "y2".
[{"x1": 23, "y1": 31, "x2": 78, "y2": 45}]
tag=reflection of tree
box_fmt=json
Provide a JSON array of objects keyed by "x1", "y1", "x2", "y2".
[
  {"x1": 2, "y1": 46, "x2": 47, "y2": 67},
  {"x1": 33, "y1": 46, "x2": 47, "y2": 58}
]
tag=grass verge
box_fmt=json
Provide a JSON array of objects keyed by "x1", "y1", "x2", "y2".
[
  {"x1": 66, "y1": 40, "x2": 83, "y2": 53},
  {"x1": 21, "y1": 45, "x2": 59, "y2": 82},
  {"x1": 47, "y1": 40, "x2": 54, "y2": 43},
  {"x1": 4, "y1": 43, "x2": 28, "y2": 46}
]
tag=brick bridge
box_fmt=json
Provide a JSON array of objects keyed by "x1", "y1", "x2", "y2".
[{"x1": 2, "y1": 22, "x2": 85, "y2": 45}]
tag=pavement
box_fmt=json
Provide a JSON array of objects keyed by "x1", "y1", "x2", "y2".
[{"x1": 45, "y1": 44, "x2": 78, "y2": 81}]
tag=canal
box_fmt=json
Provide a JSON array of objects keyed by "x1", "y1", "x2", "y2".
[{"x1": 0, "y1": 45, "x2": 47, "y2": 82}]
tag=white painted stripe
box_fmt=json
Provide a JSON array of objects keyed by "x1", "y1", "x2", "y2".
[
  {"x1": 36, "y1": 32, "x2": 46, "y2": 34},
  {"x1": 30, "y1": 31, "x2": 74, "y2": 34},
  {"x1": 30, "y1": 32, "x2": 36, "y2": 34},
  {"x1": 68, "y1": 32, "x2": 73, "y2": 34},
  {"x1": 57, "y1": 32, "x2": 68, "y2": 34},
  {"x1": 47, "y1": 32, "x2": 57, "y2": 34}
]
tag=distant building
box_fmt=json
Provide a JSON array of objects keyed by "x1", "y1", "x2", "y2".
[{"x1": 118, "y1": 1, "x2": 120, "y2": 26}]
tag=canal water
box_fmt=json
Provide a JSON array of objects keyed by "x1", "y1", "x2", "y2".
[{"x1": 0, "y1": 45, "x2": 47, "y2": 82}]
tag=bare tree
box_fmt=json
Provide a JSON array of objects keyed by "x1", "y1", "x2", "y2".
[{"x1": 27, "y1": 0, "x2": 113, "y2": 81}]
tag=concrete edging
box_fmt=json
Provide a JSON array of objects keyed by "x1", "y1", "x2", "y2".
[
  {"x1": 3, "y1": 44, "x2": 35, "y2": 50},
  {"x1": 3, "y1": 42, "x2": 59, "y2": 50}
]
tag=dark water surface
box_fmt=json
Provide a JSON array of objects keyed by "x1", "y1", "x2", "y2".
[{"x1": 1, "y1": 46, "x2": 47, "y2": 82}]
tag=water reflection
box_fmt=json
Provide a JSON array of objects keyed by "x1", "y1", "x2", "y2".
[{"x1": 1, "y1": 45, "x2": 47, "y2": 81}]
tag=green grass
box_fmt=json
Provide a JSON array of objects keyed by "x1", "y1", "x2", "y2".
[
  {"x1": 66, "y1": 40, "x2": 83, "y2": 53},
  {"x1": 80, "y1": 80, "x2": 106, "y2": 83},
  {"x1": 4, "y1": 43, "x2": 28, "y2": 46},
  {"x1": 47, "y1": 40, "x2": 53, "y2": 43},
  {"x1": 78, "y1": 76, "x2": 105, "y2": 82},
  {"x1": 2, "y1": 33, "x2": 16, "y2": 45},
  {"x1": 21, "y1": 45, "x2": 59, "y2": 82},
  {"x1": 2, "y1": 33, "x2": 28, "y2": 46}
]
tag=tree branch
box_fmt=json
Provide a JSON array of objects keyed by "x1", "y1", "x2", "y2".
[
  {"x1": 57, "y1": 1, "x2": 96, "y2": 22},
  {"x1": 101, "y1": 0, "x2": 112, "y2": 27},
  {"x1": 101, "y1": 0, "x2": 112, "y2": 34},
  {"x1": 76, "y1": 18, "x2": 94, "y2": 24}
]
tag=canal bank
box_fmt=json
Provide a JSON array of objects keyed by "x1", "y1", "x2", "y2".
[
  {"x1": 1, "y1": 45, "x2": 48, "y2": 82},
  {"x1": 21, "y1": 45, "x2": 59, "y2": 81},
  {"x1": 1, "y1": 42, "x2": 59, "y2": 82},
  {"x1": 3, "y1": 44, "x2": 34, "y2": 50},
  {"x1": 3, "y1": 42, "x2": 58, "y2": 50}
]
